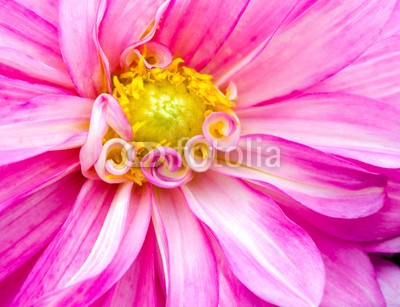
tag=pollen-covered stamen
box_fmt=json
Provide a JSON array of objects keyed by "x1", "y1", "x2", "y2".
[
  {"x1": 95, "y1": 138, "x2": 136, "y2": 183},
  {"x1": 203, "y1": 112, "x2": 241, "y2": 151},
  {"x1": 140, "y1": 146, "x2": 193, "y2": 188},
  {"x1": 184, "y1": 135, "x2": 215, "y2": 172},
  {"x1": 104, "y1": 44, "x2": 240, "y2": 187}
]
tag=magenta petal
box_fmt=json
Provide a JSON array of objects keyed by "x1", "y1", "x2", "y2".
[
  {"x1": 0, "y1": 94, "x2": 93, "y2": 166},
  {"x1": 0, "y1": 251, "x2": 42, "y2": 306},
  {"x1": 0, "y1": 1, "x2": 72, "y2": 88},
  {"x1": 156, "y1": 0, "x2": 250, "y2": 70},
  {"x1": 209, "y1": 233, "x2": 272, "y2": 306},
  {"x1": 152, "y1": 188, "x2": 218, "y2": 306},
  {"x1": 238, "y1": 93, "x2": 400, "y2": 168},
  {"x1": 233, "y1": 0, "x2": 396, "y2": 106},
  {"x1": 307, "y1": 230, "x2": 385, "y2": 306},
  {"x1": 16, "y1": 182, "x2": 152, "y2": 306},
  {"x1": 181, "y1": 172, "x2": 325, "y2": 306},
  {"x1": 0, "y1": 75, "x2": 74, "y2": 104},
  {"x1": 371, "y1": 256, "x2": 400, "y2": 306},
  {"x1": 0, "y1": 150, "x2": 80, "y2": 211},
  {"x1": 214, "y1": 134, "x2": 386, "y2": 218},
  {"x1": 101, "y1": 229, "x2": 157, "y2": 306},
  {"x1": 363, "y1": 236, "x2": 400, "y2": 253},
  {"x1": 204, "y1": 0, "x2": 299, "y2": 79},
  {"x1": 99, "y1": 0, "x2": 164, "y2": 72},
  {"x1": 309, "y1": 35, "x2": 400, "y2": 107},
  {"x1": 14, "y1": 0, "x2": 59, "y2": 26},
  {"x1": 0, "y1": 172, "x2": 83, "y2": 282},
  {"x1": 14, "y1": 180, "x2": 116, "y2": 305},
  {"x1": 273, "y1": 169, "x2": 400, "y2": 242},
  {"x1": 59, "y1": 0, "x2": 108, "y2": 98},
  {"x1": 381, "y1": 0, "x2": 400, "y2": 39}
]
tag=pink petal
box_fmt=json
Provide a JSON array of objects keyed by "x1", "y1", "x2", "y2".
[
  {"x1": 381, "y1": 0, "x2": 400, "y2": 39},
  {"x1": 203, "y1": 0, "x2": 300, "y2": 79},
  {"x1": 209, "y1": 232, "x2": 272, "y2": 306},
  {"x1": 363, "y1": 236, "x2": 400, "y2": 253},
  {"x1": 99, "y1": 0, "x2": 165, "y2": 72},
  {"x1": 0, "y1": 0, "x2": 72, "y2": 88},
  {"x1": 233, "y1": 0, "x2": 396, "y2": 107},
  {"x1": 270, "y1": 168, "x2": 400, "y2": 242},
  {"x1": 371, "y1": 256, "x2": 400, "y2": 306},
  {"x1": 0, "y1": 94, "x2": 93, "y2": 166},
  {"x1": 14, "y1": 0, "x2": 59, "y2": 26},
  {"x1": 308, "y1": 35, "x2": 400, "y2": 107},
  {"x1": 0, "y1": 251, "x2": 42, "y2": 306},
  {"x1": 17, "y1": 182, "x2": 152, "y2": 306},
  {"x1": 0, "y1": 75, "x2": 74, "y2": 104},
  {"x1": 14, "y1": 180, "x2": 117, "y2": 305},
  {"x1": 214, "y1": 134, "x2": 386, "y2": 218},
  {"x1": 100, "y1": 229, "x2": 157, "y2": 306},
  {"x1": 238, "y1": 93, "x2": 400, "y2": 168},
  {"x1": 0, "y1": 171, "x2": 83, "y2": 282},
  {"x1": 0, "y1": 150, "x2": 80, "y2": 211},
  {"x1": 308, "y1": 230, "x2": 385, "y2": 306},
  {"x1": 0, "y1": 47, "x2": 73, "y2": 89},
  {"x1": 181, "y1": 172, "x2": 325, "y2": 306},
  {"x1": 152, "y1": 188, "x2": 218, "y2": 306},
  {"x1": 156, "y1": 0, "x2": 250, "y2": 70},
  {"x1": 59, "y1": 0, "x2": 108, "y2": 98}
]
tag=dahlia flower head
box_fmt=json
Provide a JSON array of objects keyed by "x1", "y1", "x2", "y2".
[{"x1": 1, "y1": 0, "x2": 400, "y2": 306}]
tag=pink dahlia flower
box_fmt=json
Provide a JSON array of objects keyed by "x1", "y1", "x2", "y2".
[{"x1": 1, "y1": 0, "x2": 400, "y2": 305}]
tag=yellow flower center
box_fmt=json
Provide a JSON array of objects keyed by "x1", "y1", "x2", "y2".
[{"x1": 112, "y1": 56, "x2": 233, "y2": 147}]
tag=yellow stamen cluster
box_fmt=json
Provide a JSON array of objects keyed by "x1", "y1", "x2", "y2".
[{"x1": 112, "y1": 56, "x2": 233, "y2": 147}]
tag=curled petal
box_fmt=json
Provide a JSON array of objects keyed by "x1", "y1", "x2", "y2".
[
  {"x1": 120, "y1": 1, "x2": 170, "y2": 70},
  {"x1": 94, "y1": 138, "x2": 135, "y2": 183},
  {"x1": 123, "y1": 42, "x2": 172, "y2": 70},
  {"x1": 80, "y1": 94, "x2": 132, "y2": 179},
  {"x1": 140, "y1": 147, "x2": 193, "y2": 188},
  {"x1": 184, "y1": 135, "x2": 214, "y2": 172},
  {"x1": 203, "y1": 112, "x2": 240, "y2": 151}
]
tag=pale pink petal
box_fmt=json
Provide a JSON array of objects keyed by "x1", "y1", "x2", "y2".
[
  {"x1": 156, "y1": 0, "x2": 250, "y2": 70},
  {"x1": 208, "y1": 232, "x2": 272, "y2": 307},
  {"x1": 363, "y1": 236, "x2": 400, "y2": 253},
  {"x1": 0, "y1": 150, "x2": 80, "y2": 211},
  {"x1": 99, "y1": 0, "x2": 165, "y2": 72},
  {"x1": 80, "y1": 94, "x2": 132, "y2": 178},
  {"x1": 0, "y1": 0, "x2": 72, "y2": 87},
  {"x1": 214, "y1": 135, "x2": 386, "y2": 218},
  {"x1": 100, "y1": 230, "x2": 157, "y2": 306},
  {"x1": 308, "y1": 35, "x2": 400, "y2": 107},
  {"x1": 181, "y1": 172, "x2": 325, "y2": 306},
  {"x1": 17, "y1": 183, "x2": 152, "y2": 306},
  {"x1": 14, "y1": 0, "x2": 59, "y2": 26},
  {"x1": 371, "y1": 256, "x2": 400, "y2": 306},
  {"x1": 233, "y1": 0, "x2": 396, "y2": 107},
  {"x1": 59, "y1": 0, "x2": 108, "y2": 98},
  {"x1": 0, "y1": 94, "x2": 93, "y2": 166},
  {"x1": 152, "y1": 188, "x2": 218, "y2": 306},
  {"x1": 308, "y1": 230, "x2": 385, "y2": 306},
  {"x1": 14, "y1": 180, "x2": 117, "y2": 305},
  {"x1": 203, "y1": 0, "x2": 300, "y2": 79},
  {"x1": 238, "y1": 93, "x2": 400, "y2": 168},
  {"x1": 0, "y1": 47, "x2": 73, "y2": 88},
  {"x1": 265, "y1": 169, "x2": 400, "y2": 242},
  {"x1": 381, "y1": 0, "x2": 400, "y2": 39},
  {"x1": 0, "y1": 172, "x2": 84, "y2": 282},
  {"x1": 0, "y1": 75, "x2": 74, "y2": 104}
]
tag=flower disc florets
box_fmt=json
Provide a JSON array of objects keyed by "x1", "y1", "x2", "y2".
[{"x1": 99, "y1": 44, "x2": 241, "y2": 188}]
